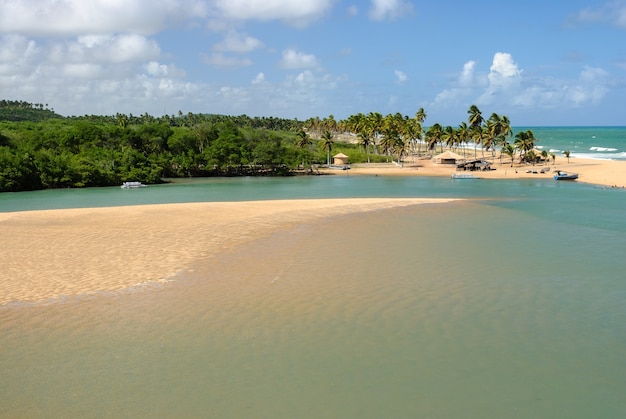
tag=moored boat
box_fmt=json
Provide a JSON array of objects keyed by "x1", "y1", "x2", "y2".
[
  {"x1": 121, "y1": 181, "x2": 147, "y2": 189},
  {"x1": 553, "y1": 170, "x2": 578, "y2": 180},
  {"x1": 451, "y1": 173, "x2": 480, "y2": 179}
]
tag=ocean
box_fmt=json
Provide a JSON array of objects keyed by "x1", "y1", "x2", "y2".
[
  {"x1": 1, "y1": 127, "x2": 625, "y2": 418},
  {"x1": 519, "y1": 126, "x2": 626, "y2": 161}
]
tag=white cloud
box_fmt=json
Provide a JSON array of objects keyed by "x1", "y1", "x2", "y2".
[
  {"x1": 394, "y1": 70, "x2": 407, "y2": 84},
  {"x1": 52, "y1": 35, "x2": 161, "y2": 65},
  {"x1": 62, "y1": 63, "x2": 105, "y2": 79},
  {"x1": 213, "y1": 31, "x2": 264, "y2": 53},
  {"x1": 0, "y1": 0, "x2": 208, "y2": 36},
  {"x1": 572, "y1": 1, "x2": 626, "y2": 29},
  {"x1": 0, "y1": 34, "x2": 38, "y2": 67},
  {"x1": 252, "y1": 72, "x2": 266, "y2": 85},
  {"x1": 215, "y1": 0, "x2": 333, "y2": 26},
  {"x1": 369, "y1": 0, "x2": 413, "y2": 21},
  {"x1": 279, "y1": 49, "x2": 319, "y2": 69},
  {"x1": 459, "y1": 60, "x2": 476, "y2": 86}
]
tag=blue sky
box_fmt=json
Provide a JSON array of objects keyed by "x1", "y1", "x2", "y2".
[{"x1": 1, "y1": 0, "x2": 624, "y2": 125}]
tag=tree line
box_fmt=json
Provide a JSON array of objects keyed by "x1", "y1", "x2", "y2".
[{"x1": 1, "y1": 100, "x2": 542, "y2": 193}]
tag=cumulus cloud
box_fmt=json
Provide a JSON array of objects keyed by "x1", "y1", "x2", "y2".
[
  {"x1": 213, "y1": 31, "x2": 264, "y2": 53},
  {"x1": 0, "y1": 0, "x2": 208, "y2": 36},
  {"x1": 394, "y1": 70, "x2": 408, "y2": 84},
  {"x1": 279, "y1": 49, "x2": 319, "y2": 69},
  {"x1": 214, "y1": 0, "x2": 333, "y2": 26},
  {"x1": 479, "y1": 52, "x2": 522, "y2": 101},
  {"x1": 369, "y1": 0, "x2": 414, "y2": 21},
  {"x1": 459, "y1": 60, "x2": 476, "y2": 86},
  {"x1": 252, "y1": 72, "x2": 266, "y2": 85},
  {"x1": 432, "y1": 51, "x2": 614, "y2": 119}
]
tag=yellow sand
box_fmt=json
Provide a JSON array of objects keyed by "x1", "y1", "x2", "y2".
[
  {"x1": 322, "y1": 156, "x2": 626, "y2": 187},
  {"x1": 0, "y1": 198, "x2": 456, "y2": 305}
]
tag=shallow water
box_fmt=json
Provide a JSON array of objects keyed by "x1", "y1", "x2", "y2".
[{"x1": 1, "y1": 188, "x2": 625, "y2": 417}]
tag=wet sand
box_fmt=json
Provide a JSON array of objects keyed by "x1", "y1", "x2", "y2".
[{"x1": 0, "y1": 198, "x2": 456, "y2": 305}]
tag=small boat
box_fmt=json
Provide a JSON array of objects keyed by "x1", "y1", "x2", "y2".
[
  {"x1": 553, "y1": 170, "x2": 578, "y2": 180},
  {"x1": 121, "y1": 181, "x2": 147, "y2": 189},
  {"x1": 451, "y1": 173, "x2": 480, "y2": 179}
]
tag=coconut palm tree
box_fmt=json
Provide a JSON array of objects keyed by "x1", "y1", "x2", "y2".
[
  {"x1": 514, "y1": 130, "x2": 536, "y2": 163},
  {"x1": 541, "y1": 150, "x2": 549, "y2": 166},
  {"x1": 563, "y1": 150, "x2": 570, "y2": 163},
  {"x1": 425, "y1": 124, "x2": 443, "y2": 153},
  {"x1": 415, "y1": 107, "x2": 427, "y2": 125},
  {"x1": 468, "y1": 105, "x2": 484, "y2": 159},
  {"x1": 443, "y1": 125, "x2": 457, "y2": 152},
  {"x1": 501, "y1": 144, "x2": 516, "y2": 166},
  {"x1": 357, "y1": 131, "x2": 372, "y2": 163},
  {"x1": 394, "y1": 137, "x2": 409, "y2": 167},
  {"x1": 413, "y1": 108, "x2": 427, "y2": 156},
  {"x1": 295, "y1": 130, "x2": 313, "y2": 167},
  {"x1": 526, "y1": 149, "x2": 538, "y2": 166},
  {"x1": 379, "y1": 129, "x2": 398, "y2": 162},
  {"x1": 320, "y1": 130, "x2": 334, "y2": 166},
  {"x1": 456, "y1": 122, "x2": 470, "y2": 156}
]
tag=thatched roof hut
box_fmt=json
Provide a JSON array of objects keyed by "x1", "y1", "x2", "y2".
[
  {"x1": 434, "y1": 151, "x2": 464, "y2": 164},
  {"x1": 333, "y1": 153, "x2": 349, "y2": 165}
]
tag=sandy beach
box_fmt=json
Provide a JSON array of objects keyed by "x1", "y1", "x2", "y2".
[
  {"x1": 1, "y1": 156, "x2": 623, "y2": 305},
  {"x1": 0, "y1": 198, "x2": 457, "y2": 305},
  {"x1": 320, "y1": 156, "x2": 626, "y2": 188}
]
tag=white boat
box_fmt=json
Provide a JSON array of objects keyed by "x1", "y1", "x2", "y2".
[
  {"x1": 121, "y1": 181, "x2": 147, "y2": 189},
  {"x1": 553, "y1": 171, "x2": 578, "y2": 180},
  {"x1": 451, "y1": 173, "x2": 480, "y2": 179}
]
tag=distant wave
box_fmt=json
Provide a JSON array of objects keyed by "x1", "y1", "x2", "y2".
[
  {"x1": 571, "y1": 151, "x2": 626, "y2": 161},
  {"x1": 589, "y1": 146, "x2": 618, "y2": 152}
]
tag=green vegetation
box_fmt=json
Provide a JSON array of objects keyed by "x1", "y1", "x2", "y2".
[{"x1": 1, "y1": 100, "x2": 539, "y2": 192}]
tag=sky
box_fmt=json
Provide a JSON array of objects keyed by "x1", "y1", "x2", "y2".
[{"x1": 0, "y1": 0, "x2": 625, "y2": 126}]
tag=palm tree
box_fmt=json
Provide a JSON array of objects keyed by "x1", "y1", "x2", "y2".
[
  {"x1": 394, "y1": 137, "x2": 409, "y2": 167},
  {"x1": 414, "y1": 108, "x2": 427, "y2": 156},
  {"x1": 379, "y1": 129, "x2": 397, "y2": 162},
  {"x1": 526, "y1": 150, "x2": 538, "y2": 166},
  {"x1": 456, "y1": 122, "x2": 470, "y2": 156},
  {"x1": 468, "y1": 105, "x2": 484, "y2": 159},
  {"x1": 415, "y1": 107, "x2": 427, "y2": 125},
  {"x1": 501, "y1": 144, "x2": 516, "y2": 166},
  {"x1": 541, "y1": 150, "x2": 549, "y2": 166},
  {"x1": 563, "y1": 150, "x2": 570, "y2": 163},
  {"x1": 295, "y1": 130, "x2": 313, "y2": 167},
  {"x1": 425, "y1": 124, "x2": 443, "y2": 153},
  {"x1": 357, "y1": 131, "x2": 372, "y2": 163},
  {"x1": 514, "y1": 130, "x2": 536, "y2": 163},
  {"x1": 320, "y1": 130, "x2": 334, "y2": 166},
  {"x1": 443, "y1": 125, "x2": 457, "y2": 152}
]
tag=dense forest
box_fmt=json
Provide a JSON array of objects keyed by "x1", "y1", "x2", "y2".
[
  {"x1": 1, "y1": 100, "x2": 538, "y2": 193},
  {"x1": 0, "y1": 101, "x2": 338, "y2": 192}
]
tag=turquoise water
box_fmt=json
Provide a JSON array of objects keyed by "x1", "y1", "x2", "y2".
[
  {"x1": 0, "y1": 128, "x2": 626, "y2": 418},
  {"x1": 1, "y1": 166, "x2": 626, "y2": 415},
  {"x1": 519, "y1": 126, "x2": 626, "y2": 160}
]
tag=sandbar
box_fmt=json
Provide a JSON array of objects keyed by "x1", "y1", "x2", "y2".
[
  {"x1": 0, "y1": 198, "x2": 456, "y2": 305},
  {"x1": 320, "y1": 156, "x2": 626, "y2": 188}
]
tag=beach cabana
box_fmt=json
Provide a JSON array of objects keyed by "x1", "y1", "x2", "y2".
[
  {"x1": 434, "y1": 151, "x2": 464, "y2": 165},
  {"x1": 333, "y1": 153, "x2": 349, "y2": 165}
]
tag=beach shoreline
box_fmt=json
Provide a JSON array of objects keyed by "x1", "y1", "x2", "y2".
[
  {"x1": 318, "y1": 156, "x2": 626, "y2": 188},
  {"x1": 0, "y1": 198, "x2": 458, "y2": 305}
]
